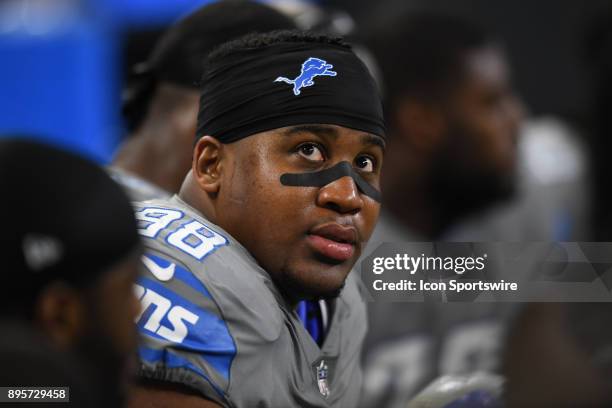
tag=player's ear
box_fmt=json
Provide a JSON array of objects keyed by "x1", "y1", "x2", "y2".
[
  {"x1": 193, "y1": 136, "x2": 224, "y2": 194},
  {"x1": 34, "y1": 282, "x2": 86, "y2": 349},
  {"x1": 393, "y1": 98, "x2": 445, "y2": 154}
]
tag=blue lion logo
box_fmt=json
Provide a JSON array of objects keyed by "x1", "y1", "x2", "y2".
[{"x1": 274, "y1": 57, "x2": 337, "y2": 96}]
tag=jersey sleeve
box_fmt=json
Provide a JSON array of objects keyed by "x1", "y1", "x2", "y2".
[{"x1": 135, "y1": 251, "x2": 236, "y2": 406}]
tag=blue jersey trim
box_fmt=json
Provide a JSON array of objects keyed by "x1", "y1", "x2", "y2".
[
  {"x1": 139, "y1": 346, "x2": 227, "y2": 401},
  {"x1": 137, "y1": 276, "x2": 236, "y2": 380}
]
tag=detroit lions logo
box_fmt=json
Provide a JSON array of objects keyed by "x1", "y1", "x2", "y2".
[{"x1": 274, "y1": 57, "x2": 337, "y2": 96}]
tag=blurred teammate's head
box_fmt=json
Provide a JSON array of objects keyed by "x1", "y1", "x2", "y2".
[
  {"x1": 115, "y1": 0, "x2": 296, "y2": 193},
  {"x1": 364, "y1": 13, "x2": 524, "y2": 237},
  {"x1": 180, "y1": 30, "x2": 385, "y2": 302},
  {"x1": 0, "y1": 138, "x2": 141, "y2": 406}
]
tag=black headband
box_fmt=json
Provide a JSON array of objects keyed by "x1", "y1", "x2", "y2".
[{"x1": 197, "y1": 42, "x2": 385, "y2": 143}]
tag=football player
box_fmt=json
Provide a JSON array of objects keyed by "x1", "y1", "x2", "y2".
[
  {"x1": 358, "y1": 13, "x2": 524, "y2": 406},
  {"x1": 128, "y1": 30, "x2": 385, "y2": 408}
]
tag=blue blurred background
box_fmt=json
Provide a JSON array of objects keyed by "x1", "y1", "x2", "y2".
[
  {"x1": 0, "y1": 0, "x2": 610, "y2": 162},
  {"x1": 0, "y1": 0, "x2": 216, "y2": 162}
]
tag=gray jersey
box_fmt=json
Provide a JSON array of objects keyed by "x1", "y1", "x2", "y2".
[
  {"x1": 107, "y1": 166, "x2": 171, "y2": 202},
  {"x1": 133, "y1": 196, "x2": 367, "y2": 408}
]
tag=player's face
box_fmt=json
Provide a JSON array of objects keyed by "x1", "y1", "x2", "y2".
[
  {"x1": 440, "y1": 47, "x2": 524, "y2": 199},
  {"x1": 217, "y1": 124, "x2": 384, "y2": 300}
]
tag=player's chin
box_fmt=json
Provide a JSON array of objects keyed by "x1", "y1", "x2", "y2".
[{"x1": 281, "y1": 260, "x2": 352, "y2": 301}]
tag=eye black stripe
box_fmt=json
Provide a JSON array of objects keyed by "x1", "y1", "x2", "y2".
[{"x1": 279, "y1": 161, "x2": 381, "y2": 202}]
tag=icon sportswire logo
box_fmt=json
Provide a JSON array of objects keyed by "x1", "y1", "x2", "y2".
[
  {"x1": 142, "y1": 255, "x2": 175, "y2": 281},
  {"x1": 274, "y1": 57, "x2": 337, "y2": 96}
]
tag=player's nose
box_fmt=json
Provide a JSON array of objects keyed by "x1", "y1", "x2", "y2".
[{"x1": 316, "y1": 175, "x2": 363, "y2": 214}]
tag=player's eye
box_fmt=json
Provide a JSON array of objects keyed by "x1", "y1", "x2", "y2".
[
  {"x1": 355, "y1": 155, "x2": 375, "y2": 173},
  {"x1": 297, "y1": 143, "x2": 325, "y2": 162}
]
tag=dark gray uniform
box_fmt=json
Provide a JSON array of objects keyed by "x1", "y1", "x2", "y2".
[{"x1": 134, "y1": 196, "x2": 367, "y2": 407}]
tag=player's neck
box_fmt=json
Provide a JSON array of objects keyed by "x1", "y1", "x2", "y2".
[
  {"x1": 113, "y1": 125, "x2": 184, "y2": 193},
  {"x1": 178, "y1": 172, "x2": 218, "y2": 223}
]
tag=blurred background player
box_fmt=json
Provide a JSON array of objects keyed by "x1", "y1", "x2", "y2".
[
  {"x1": 500, "y1": 10, "x2": 612, "y2": 407},
  {"x1": 357, "y1": 13, "x2": 524, "y2": 408},
  {"x1": 111, "y1": 0, "x2": 296, "y2": 200},
  {"x1": 129, "y1": 30, "x2": 384, "y2": 407},
  {"x1": 0, "y1": 138, "x2": 142, "y2": 408},
  {"x1": 408, "y1": 7, "x2": 612, "y2": 407},
  {"x1": 364, "y1": 13, "x2": 523, "y2": 241}
]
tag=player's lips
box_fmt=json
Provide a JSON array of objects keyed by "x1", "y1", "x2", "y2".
[{"x1": 307, "y1": 223, "x2": 357, "y2": 262}]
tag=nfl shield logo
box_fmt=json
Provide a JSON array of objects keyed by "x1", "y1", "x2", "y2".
[{"x1": 316, "y1": 360, "x2": 330, "y2": 399}]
